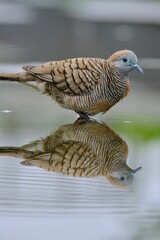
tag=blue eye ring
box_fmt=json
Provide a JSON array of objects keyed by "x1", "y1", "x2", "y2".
[{"x1": 122, "y1": 58, "x2": 128, "y2": 63}]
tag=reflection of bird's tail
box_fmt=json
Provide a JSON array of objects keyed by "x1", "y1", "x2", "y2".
[
  {"x1": 21, "y1": 159, "x2": 48, "y2": 168},
  {"x1": 0, "y1": 146, "x2": 33, "y2": 158},
  {"x1": 0, "y1": 72, "x2": 34, "y2": 82}
]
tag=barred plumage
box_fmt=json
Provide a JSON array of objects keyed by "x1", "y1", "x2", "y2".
[
  {"x1": 0, "y1": 50, "x2": 143, "y2": 116},
  {"x1": 0, "y1": 120, "x2": 141, "y2": 187}
]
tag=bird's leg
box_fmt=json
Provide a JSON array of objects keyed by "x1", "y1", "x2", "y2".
[{"x1": 75, "y1": 112, "x2": 90, "y2": 123}]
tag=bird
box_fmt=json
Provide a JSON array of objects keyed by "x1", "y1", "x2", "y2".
[
  {"x1": 0, "y1": 119, "x2": 141, "y2": 188},
  {"x1": 0, "y1": 49, "x2": 143, "y2": 118}
]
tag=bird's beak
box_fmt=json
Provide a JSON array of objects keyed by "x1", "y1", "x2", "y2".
[
  {"x1": 131, "y1": 63, "x2": 144, "y2": 74},
  {"x1": 127, "y1": 166, "x2": 142, "y2": 177}
]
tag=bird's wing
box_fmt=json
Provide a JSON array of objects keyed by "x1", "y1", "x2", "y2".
[
  {"x1": 22, "y1": 141, "x2": 100, "y2": 177},
  {"x1": 23, "y1": 58, "x2": 104, "y2": 96}
]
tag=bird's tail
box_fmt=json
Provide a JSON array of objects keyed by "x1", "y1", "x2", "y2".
[
  {"x1": 0, "y1": 146, "x2": 33, "y2": 159},
  {"x1": 0, "y1": 72, "x2": 34, "y2": 82}
]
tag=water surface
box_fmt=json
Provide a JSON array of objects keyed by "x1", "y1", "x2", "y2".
[{"x1": 0, "y1": 68, "x2": 160, "y2": 240}]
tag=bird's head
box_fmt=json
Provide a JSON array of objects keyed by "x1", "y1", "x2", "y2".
[
  {"x1": 108, "y1": 50, "x2": 143, "y2": 76},
  {"x1": 106, "y1": 164, "x2": 142, "y2": 188}
]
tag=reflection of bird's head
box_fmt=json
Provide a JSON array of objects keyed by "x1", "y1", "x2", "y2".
[
  {"x1": 106, "y1": 164, "x2": 142, "y2": 188},
  {"x1": 108, "y1": 49, "x2": 143, "y2": 75}
]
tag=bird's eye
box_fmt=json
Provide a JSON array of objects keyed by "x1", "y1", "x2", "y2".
[
  {"x1": 120, "y1": 176, "x2": 125, "y2": 181},
  {"x1": 122, "y1": 58, "x2": 128, "y2": 63}
]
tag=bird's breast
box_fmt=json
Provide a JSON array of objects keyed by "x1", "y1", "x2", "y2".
[{"x1": 89, "y1": 101, "x2": 112, "y2": 115}]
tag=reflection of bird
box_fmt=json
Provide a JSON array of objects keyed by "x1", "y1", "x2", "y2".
[
  {"x1": 0, "y1": 50, "x2": 143, "y2": 117},
  {"x1": 0, "y1": 120, "x2": 141, "y2": 187}
]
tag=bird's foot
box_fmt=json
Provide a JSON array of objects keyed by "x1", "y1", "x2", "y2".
[{"x1": 75, "y1": 112, "x2": 90, "y2": 123}]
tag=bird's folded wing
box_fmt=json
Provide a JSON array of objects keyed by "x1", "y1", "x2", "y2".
[
  {"x1": 23, "y1": 58, "x2": 104, "y2": 96},
  {"x1": 22, "y1": 141, "x2": 99, "y2": 176}
]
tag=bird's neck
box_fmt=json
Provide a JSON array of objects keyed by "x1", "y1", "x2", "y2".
[
  {"x1": 117, "y1": 68, "x2": 131, "y2": 78},
  {"x1": 105, "y1": 61, "x2": 129, "y2": 79},
  {"x1": 103, "y1": 61, "x2": 130, "y2": 101}
]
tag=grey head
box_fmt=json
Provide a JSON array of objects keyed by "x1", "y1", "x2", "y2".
[
  {"x1": 108, "y1": 49, "x2": 143, "y2": 76},
  {"x1": 106, "y1": 164, "x2": 142, "y2": 188}
]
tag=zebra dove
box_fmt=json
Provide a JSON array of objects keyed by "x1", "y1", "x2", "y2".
[
  {"x1": 0, "y1": 120, "x2": 141, "y2": 187},
  {"x1": 0, "y1": 50, "x2": 143, "y2": 117}
]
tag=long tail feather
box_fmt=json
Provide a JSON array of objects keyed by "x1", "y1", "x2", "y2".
[
  {"x1": 0, "y1": 146, "x2": 33, "y2": 158},
  {"x1": 0, "y1": 72, "x2": 34, "y2": 82}
]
